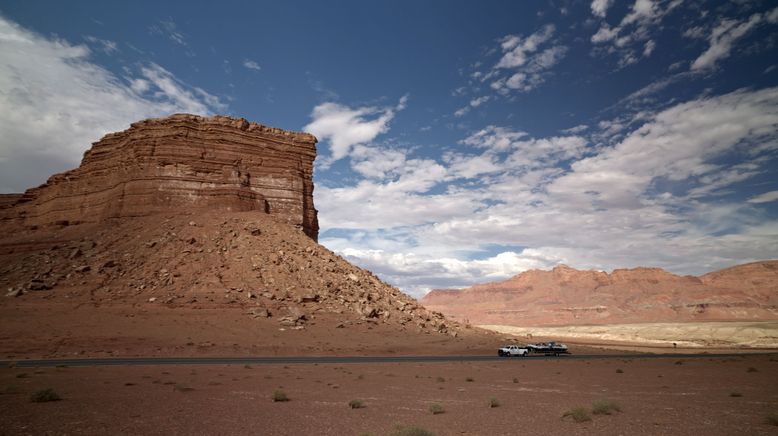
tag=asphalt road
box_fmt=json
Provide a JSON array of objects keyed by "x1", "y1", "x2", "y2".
[{"x1": 2, "y1": 352, "x2": 773, "y2": 368}]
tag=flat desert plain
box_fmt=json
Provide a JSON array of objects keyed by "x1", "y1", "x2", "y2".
[{"x1": 2, "y1": 354, "x2": 778, "y2": 435}]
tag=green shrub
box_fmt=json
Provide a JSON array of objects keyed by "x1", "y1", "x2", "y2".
[
  {"x1": 766, "y1": 412, "x2": 778, "y2": 426},
  {"x1": 562, "y1": 407, "x2": 591, "y2": 422},
  {"x1": 512, "y1": 377, "x2": 519, "y2": 383},
  {"x1": 30, "y1": 388, "x2": 61, "y2": 403},
  {"x1": 615, "y1": 368, "x2": 624, "y2": 373},
  {"x1": 391, "y1": 426, "x2": 435, "y2": 436},
  {"x1": 429, "y1": 403, "x2": 445, "y2": 414},
  {"x1": 489, "y1": 397, "x2": 500, "y2": 408},
  {"x1": 436, "y1": 376, "x2": 445, "y2": 383},
  {"x1": 349, "y1": 399, "x2": 365, "y2": 409},
  {"x1": 592, "y1": 399, "x2": 621, "y2": 415},
  {"x1": 272, "y1": 389, "x2": 289, "y2": 402}
]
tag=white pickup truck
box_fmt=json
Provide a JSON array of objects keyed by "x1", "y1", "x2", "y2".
[{"x1": 497, "y1": 344, "x2": 529, "y2": 357}]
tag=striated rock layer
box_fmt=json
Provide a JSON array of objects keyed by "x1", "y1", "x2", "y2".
[
  {"x1": 422, "y1": 262, "x2": 778, "y2": 326},
  {"x1": 0, "y1": 114, "x2": 319, "y2": 240}
]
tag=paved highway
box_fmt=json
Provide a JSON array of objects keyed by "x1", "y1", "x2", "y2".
[{"x1": 2, "y1": 353, "x2": 772, "y2": 368}]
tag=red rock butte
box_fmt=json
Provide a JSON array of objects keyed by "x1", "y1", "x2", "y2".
[{"x1": 0, "y1": 114, "x2": 320, "y2": 240}]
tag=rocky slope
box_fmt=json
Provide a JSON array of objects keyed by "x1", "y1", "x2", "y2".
[
  {"x1": 0, "y1": 114, "x2": 319, "y2": 240},
  {"x1": 0, "y1": 211, "x2": 456, "y2": 337},
  {"x1": 422, "y1": 262, "x2": 778, "y2": 326}
]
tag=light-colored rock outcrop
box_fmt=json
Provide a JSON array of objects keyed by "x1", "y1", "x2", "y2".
[{"x1": 0, "y1": 114, "x2": 319, "y2": 240}]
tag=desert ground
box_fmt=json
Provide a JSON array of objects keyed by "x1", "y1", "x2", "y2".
[
  {"x1": 0, "y1": 301, "x2": 506, "y2": 360},
  {"x1": 481, "y1": 321, "x2": 778, "y2": 352},
  {"x1": 0, "y1": 120, "x2": 776, "y2": 435},
  {"x1": 5, "y1": 295, "x2": 777, "y2": 435},
  {"x1": 2, "y1": 354, "x2": 777, "y2": 435}
]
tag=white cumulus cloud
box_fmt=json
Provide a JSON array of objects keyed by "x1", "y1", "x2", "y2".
[
  {"x1": 489, "y1": 25, "x2": 567, "y2": 94},
  {"x1": 303, "y1": 97, "x2": 407, "y2": 166},
  {"x1": 691, "y1": 8, "x2": 778, "y2": 71},
  {"x1": 591, "y1": 0, "x2": 615, "y2": 18},
  {"x1": 495, "y1": 25, "x2": 556, "y2": 69},
  {"x1": 748, "y1": 190, "x2": 778, "y2": 204},
  {"x1": 591, "y1": 0, "x2": 682, "y2": 67},
  {"x1": 0, "y1": 15, "x2": 226, "y2": 193},
  {"x1": 242, "y1": 59, "x2": 261, "y2": 71},
  {"x1": 317, "y1": 87, "x2": 778, "y2": 296}
]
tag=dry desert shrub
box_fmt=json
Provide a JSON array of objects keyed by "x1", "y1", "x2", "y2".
[
  {"x1": 429, "y1": 403, "x2": 445, "y2": 415},
  {"x1": 272, "y1": 389, "x2": 289, "y2": 402},
  {"x1": 592, "y1": 399, "x2": 621, "y2": 415},
  {"x1": 488, "y1": 397, "x2": 500, "y2": 408},
  {"x1": 30, "y1": 388, "x2": 61, "y2": 403},
  {"x1": 174, "y1": 384, "x2": 194, "y2": 392},
  {"x1": 392, "y1": 426, "x2": 435, "y2": 436},
  {"x1": 562, "y1": 406, "x2": 592, "y2": 423},
  {"x1": 349, "y1": 399, "x2": 365, "y2": 409},
  {"x1": 766, "y1": 412, "x2": 778, "y2": 426}
]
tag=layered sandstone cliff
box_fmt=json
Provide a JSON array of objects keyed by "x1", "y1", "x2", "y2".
[
  {"x1": 422, "y1": 262, "x2": 778, "y2": 326},
  {"x1": 0, "y1": 115, "x2": 465, "y2": 340},
  {"x1": 0, "y1": 114, "x2": 319, "y2": 240}
]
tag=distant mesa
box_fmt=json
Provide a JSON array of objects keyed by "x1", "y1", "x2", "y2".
[
  {"x1": 0, "y1": 114, "x2": 320, "y2": 240},
  {"x1": 422, "y1": 261, "x2": 778, "y2": 326}
]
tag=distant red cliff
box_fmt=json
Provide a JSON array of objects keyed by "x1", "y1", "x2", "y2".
[{"x1": 421, "y1": 262, "x2": 778, "y2": 326}]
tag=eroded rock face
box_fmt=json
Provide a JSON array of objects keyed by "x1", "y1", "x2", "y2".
[
  {"x1": 0, "y1": 194, "x2": 22, "y2": 210},
  {"x1": 0, "y1": 114, "x2": 319, "y2": 240},
  {"x1": 422, "y1": 262, "x2": 778, "y2": 326}
]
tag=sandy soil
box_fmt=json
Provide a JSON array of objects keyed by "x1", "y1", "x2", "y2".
[
  {"x1": 1, "y1": 354, "x2": 777, "y2": 435},
  {"x1": 480, "y1": 321, "x2": 778, "y2": 351},
  {"x1": 0, "y1": 301, "x2": 516, "y2": 360}
]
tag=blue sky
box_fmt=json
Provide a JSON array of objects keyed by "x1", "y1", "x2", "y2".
[{"x1": 1, "y1": 0, "x2": 777, "y2": 296}]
